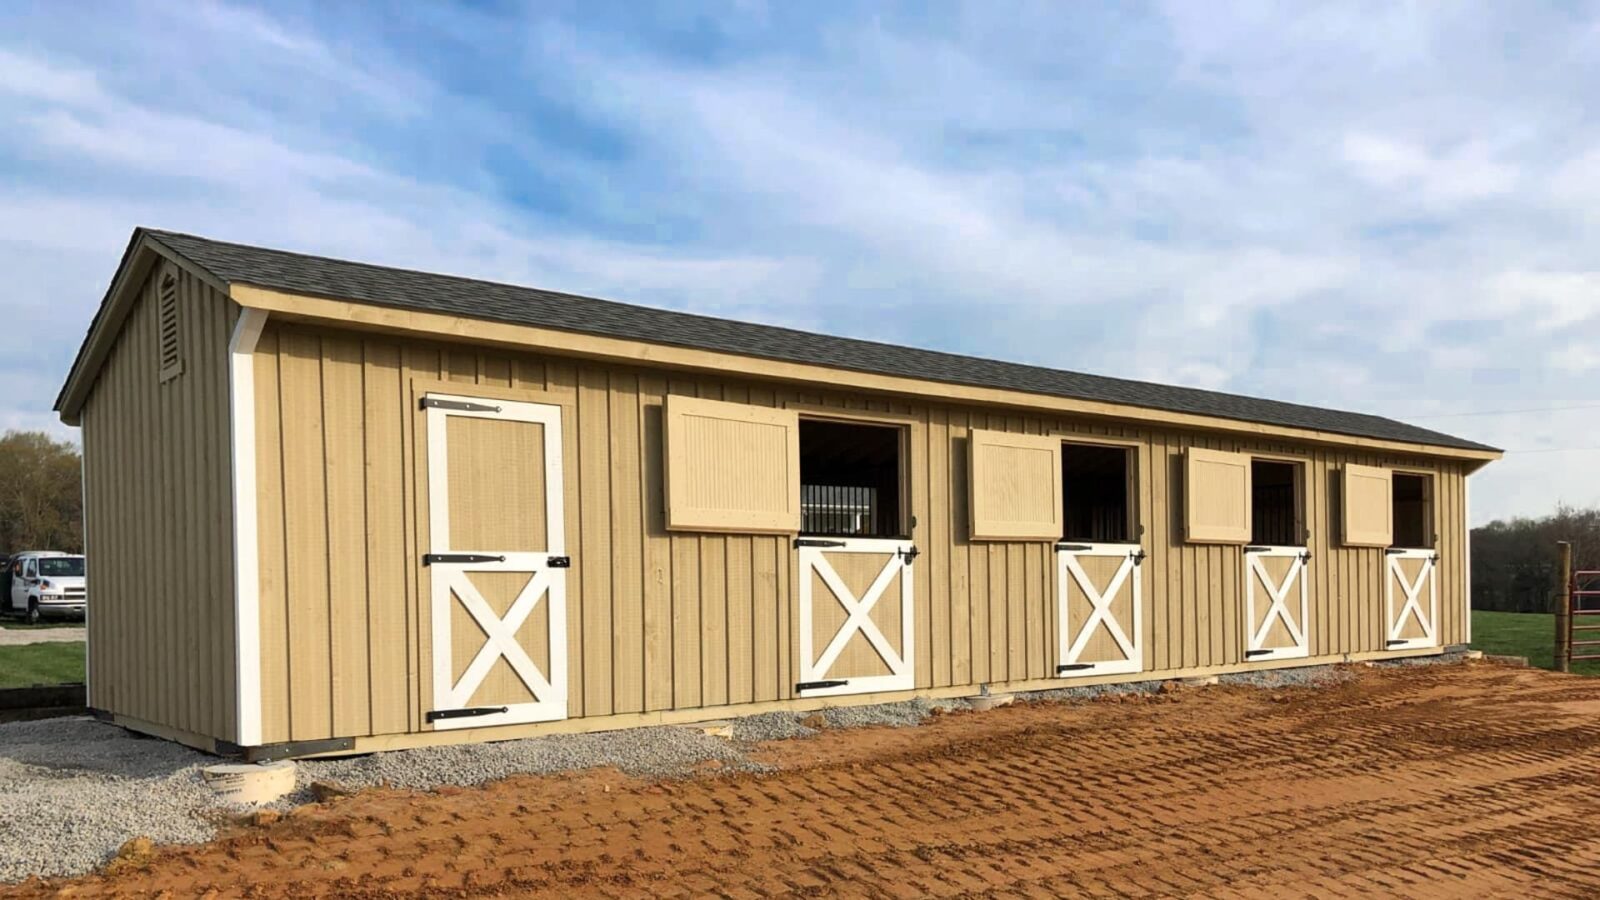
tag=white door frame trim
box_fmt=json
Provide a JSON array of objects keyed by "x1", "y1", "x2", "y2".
[
  {"x1": 1244, "y1": 546, "x2": 1310, "y2": 661},
  {"x1": 1056, "y1": 542, "x2": 1144, "y2": 677},
  {"x1": 797, "y1": 537, "x2": 915, "y2": 699},
  {"x1": 1386, "y1": 549, "x2": 1439, "y2": 650},
  {"x1": 229, "y1": 308, "x2": 268, "y2": 747}
]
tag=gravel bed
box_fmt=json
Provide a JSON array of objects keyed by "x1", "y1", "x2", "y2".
[
  {"x1": 0, "y1": 718, "x2": 767, "y2": 884},
  {"x1": 1022, "y1": 680, "x2": 1165, "y2": 704},
  {"x1": 0, "y1": 717, "x2": 217, "y2": 883},
  {"x1": 1217, "y1": 664, "x2": 1352, "y2": 689},
  {"x1": 824, "y1": 697, "x2": 965, "y2": 728},
  {"x1": 298, "y1": 726, "x2": 763, "y2": 795},
  {"x1": 729, "y1": 697, "x2": 965, "y2": 742},
  {"x1": 731, "y1": 711, "x2": 819, "y2": 742}
]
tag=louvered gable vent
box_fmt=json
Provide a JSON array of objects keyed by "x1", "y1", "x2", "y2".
[{"x1": 158, "y1": 273, "x2": 183, "y2": 382}]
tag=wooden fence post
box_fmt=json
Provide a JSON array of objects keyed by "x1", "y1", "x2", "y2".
[{"x1": 1557, "y1": 541, "x2": 1572, "y2": 673}]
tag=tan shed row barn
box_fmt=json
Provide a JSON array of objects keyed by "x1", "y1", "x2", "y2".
[{"x1": 56, "y1": 229, "x2": 1498, "y2": 758}]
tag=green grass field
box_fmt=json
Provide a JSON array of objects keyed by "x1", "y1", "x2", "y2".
[
  {"x1": 1471, "y1": 609, "x2": 1600, "y2": 675},
  {"x1": 0, "y1": 641, "x2": 85, "y2": 688}
]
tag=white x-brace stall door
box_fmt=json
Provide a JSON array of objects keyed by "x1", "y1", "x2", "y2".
[
  {"x1": 1386, "y1": 549, "x2": 1438, "y2": 650},
  {"x1": 1245, "y1": 546, "x2": 1310, "y2": 661},
  {"x1": 1056, "y1": 543, "x2": 1144, "y2": 677},
  {"x1": 797, "y1": 538, "x2": 916, "y2": 698},
  {"x1": 425, "y1": 393, "x2": 567, "y2": 730}
]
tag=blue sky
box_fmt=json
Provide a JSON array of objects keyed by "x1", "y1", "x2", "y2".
[{"x1": 2, "y1": 0, "x2": 1598, "y2": 525}]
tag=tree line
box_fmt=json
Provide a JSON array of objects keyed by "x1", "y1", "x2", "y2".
[
  {"x1": 0, "y1": 430, "x2": 83, "y2": 556},
  {"x1": 1472, "y1": 505, "x2": 1600, "y2": 613}
]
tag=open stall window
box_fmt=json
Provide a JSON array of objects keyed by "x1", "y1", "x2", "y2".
[
  {"x1": 1250, "y1": 459, "x2": 1304, "y2": 546},
  {"x1": 1061, "y1": 443, "x2": 1134, "y2": 543},
  {"x1": 1392, "y1": 472, "x2": 1433, "y2": 549},
  {"x1": 799, "y1": 418, "x2": 905, "y2": 538}
]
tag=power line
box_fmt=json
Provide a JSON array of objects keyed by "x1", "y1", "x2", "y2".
[
  {"x1": 1504, "y1": 446, "x2": 1600, "y2": 454},
  {"x1": 1408, "y1": 403, "x2": 1600, "y2": 419}
]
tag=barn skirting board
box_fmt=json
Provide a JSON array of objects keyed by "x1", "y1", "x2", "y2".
[
  {"x1": 252, "y1": 645, "x2": 1447, "y2": 760},
  {"x1": 91, "y1": 710, "x2": 228, "y2": 757}
]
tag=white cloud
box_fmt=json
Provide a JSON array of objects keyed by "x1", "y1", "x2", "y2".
[
  {"x1": 0, "y1": 1, "x2": 1597, "y2": 524},
  {"x1": 0, "y1": 49, "x2": 102, "y2": 104},
  {"x1": 1485, "y1": 270, "x2": 1600, "y2": 332},
  {"x1": 1341, "y1": 133, "x2": 1519, "y2": 206}
]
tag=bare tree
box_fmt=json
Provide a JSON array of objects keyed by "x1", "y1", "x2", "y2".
[{"x1": 0, "y1": 430, "x2": 82, "y2": 555}]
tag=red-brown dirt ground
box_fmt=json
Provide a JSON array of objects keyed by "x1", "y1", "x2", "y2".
[{"x1": 15, "y1": 660, "x2": 1600, "y2": 898}]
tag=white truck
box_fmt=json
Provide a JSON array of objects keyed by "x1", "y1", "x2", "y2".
[{"x1": 4, "y1": 551, "x2": 86, "y2": 623}]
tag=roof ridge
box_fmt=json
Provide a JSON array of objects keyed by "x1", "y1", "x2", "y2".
[{"x1": 136, "y1": 229, "x2": 1498, "y2": 453}]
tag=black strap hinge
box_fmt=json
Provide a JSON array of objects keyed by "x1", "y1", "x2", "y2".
[
  {"x1": 1245, "y1": 649, "x2": 1274, "y2": 657},
  {"x1": 426, "y1": 705, "x2": 509, "y2": 723},
  {"x1": 1057, "y1": 663, "x2": 1094, "y2": 672},
  {"x1": 795, "y1": 539, "x2": 848, "y2": 548},
  {"x1": 421, "y1": 397, "x2": 503, "y2": 413},
  {"x1": 1056, "y1": 543, "x2": 1092, "y2": 552},
  {"x1": 423, "y1": 553, "x2": 506, "y2": 566},
  {"x1": 796, "y1": 679, "x2": 848, "y2": 691},
  {"x1": 1245, "y1": 545, "x2": 1271, "y2": 553},
  {"x1": 547, "y1": 556, "x2": 571, "y2": 568}
]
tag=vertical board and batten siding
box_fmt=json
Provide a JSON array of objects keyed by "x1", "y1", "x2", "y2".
[
  {"x1": 79, "y1": 262, "x2": 238, "y2": 740},
  {"x1": 251, "y1": 321, "x2": 1471, "y2": 744}
]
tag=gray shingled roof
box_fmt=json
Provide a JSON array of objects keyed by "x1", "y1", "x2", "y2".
[{"x1": 142, "y1": 228, "x2": 1493, "y2": 453}]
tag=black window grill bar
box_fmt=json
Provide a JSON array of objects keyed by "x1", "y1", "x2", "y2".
[{"x1": 800, "y1": 483, "x2": 900, "y2": 539}]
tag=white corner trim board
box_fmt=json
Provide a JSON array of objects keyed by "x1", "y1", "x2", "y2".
[
  {"x1": 1465, "y1": 475, "x2": 1473, "y2": 645},
  {"x1": 80, "y1": 448, "x2": 90, "y2": 707},
  {"x1": 229, "y1": 309, "x2": 268, "y2": 747}
]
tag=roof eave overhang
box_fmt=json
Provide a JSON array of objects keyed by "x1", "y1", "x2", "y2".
[
  {"x1": 229, "y1": 282, "x2": 1504, "y2": 465},
  {"x1": 54, "y1": 231, "x2": 232, "y2": 425}
]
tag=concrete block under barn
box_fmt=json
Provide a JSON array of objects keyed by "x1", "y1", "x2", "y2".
[{"x1": 54, "y1": 229, "x2": 1502, "y2": 759}]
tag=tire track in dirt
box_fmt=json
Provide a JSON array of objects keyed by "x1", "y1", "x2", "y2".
[{"x1": 13, "y1": 661, "x2": 1600, "y2": 898}]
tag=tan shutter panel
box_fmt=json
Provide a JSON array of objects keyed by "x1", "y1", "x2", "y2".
[
  {"x1": 1342, "y1": 463, "x2": 1393, "y2": 547},
  {"x1": 664, "y1": 396, "x2": 800, "y2": 534},
  {"x1": 969, "y1": 429, "x2": 1062, "y2": 541},
  {"x1": 1185, "y1": 447, "x2": 1251, "y2": 544}
]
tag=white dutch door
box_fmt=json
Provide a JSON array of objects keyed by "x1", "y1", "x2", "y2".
[
  {"x1": 424, "y1": 393, "x2": 567, "y2": 730},
  {"x1": 1244, "y1": 545, "x2": 1311, "y2": 661},
  {"x1": 796, "y1": 538, "x2": 916, "y2": 698},
  {"x1": 1056, "y1": 542, "x2": 1144, "y2": 677},
  {"x1": 1386, "y1": 549, "x2": 1438, "y2": 650}
]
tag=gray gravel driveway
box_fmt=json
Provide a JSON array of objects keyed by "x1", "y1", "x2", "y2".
[{"x1": 0, "y1": 625, "x2": 85, "y2": 646}]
